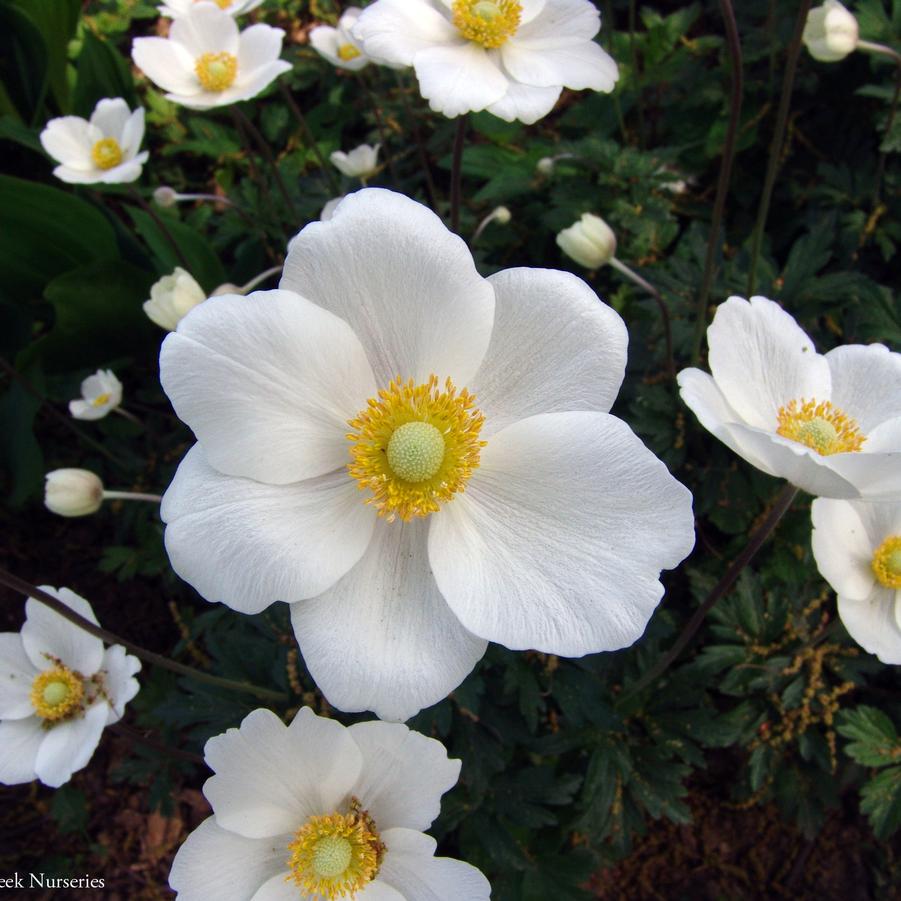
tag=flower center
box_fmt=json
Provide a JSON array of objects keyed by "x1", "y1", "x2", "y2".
[
  {"x1": 195, "y1": 51, "x2": 238, "y2": 92},
  {"x1": 337, "y1": 43, "x2": 362, "y2": 61},
  {"x1": 775, "y1": 398, "x2": 865, "y2": 456},
  {"x1": 195, "y1": 0, "x2": 232, "y2": 8},
  {"x1": 452, "y1": 0, "x2": 522, "y2": 48},
  {"x1": 92, "y1": 392, "x2": 111, "y2": 407},
  {"x1": 872, "y1": 535, "x2": 901, "y2": 590},
  {"x1": 347, "y1": 375, "x2": 486, "y2": 522},
  {"x1": 30, "y1": 665, "x2": 84, "y2": 722},
  {"x1": 286, "y1": 800, "x2": 384, "y2": 900},
  {"x1": 91, "y1": 138, "x2": 123, "y2": 170}
]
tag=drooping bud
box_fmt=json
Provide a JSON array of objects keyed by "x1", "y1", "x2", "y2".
[
  {"x1": 153, "y1": 186, "x2": 179, "y2": 208},
  {"x1": 143, "y1": 268, "x2": 206, "y2": 331},
  {"x1": 803, "y1": 1, "x2": 859, "y2": 62},
  {"x1": 44, "y1": 469, "x2": 104, "y2": 517},
  {"x1": 556, "y1": 213, "x2": 617, "y2": 270}
]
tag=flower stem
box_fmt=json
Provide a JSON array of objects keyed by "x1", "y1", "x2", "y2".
[
  {"x1": 0, "y1": 569, "x2": 288, "y2": 702},
  {"x1": 628, "y1": 0, "x2": 646, "y2": 147},
  {"x1": 279, "y1": 83, "x2": 341, "y2": 194},
  {"x1": 240, "y1": 265, "x2": 283, "y2": 293},
  {"x1": 395, "y1": 72, "x2": 439, "y2": 210},
  {"x1": 746, "y1": 0, "x2": 811, "y2": 298},
  {"x1": 128, "y1": 187, "x2": 191, "y2": 271},
  {"x1": 102, "y1": 490, "x2": 163, "y2": 503},
  {"x1": 690, "y1": 0, "x2": 743, "y2": 365},
  {"x1": 109, "y1": 722, "x2": 204, "y2": 766},
  {"x1": 112, "y1": 406, "x2": 143, "y2": 427},
  {"x1": 361, "y1": 71, "x2": 400, "y2": 185},
  {"x1": 450, "y1": 115, "x2": 467, "y2": 234},
  {"x1": 623, "y1": 482, "x2": 798, "y2": 699}
]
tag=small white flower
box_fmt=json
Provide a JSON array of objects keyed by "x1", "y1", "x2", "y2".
[
  {"x1": 44, "y1": 470, "x2": 104, "y2": 518},
  {"x1": 310, "y1": 7, "x2": 371, "y2": 70},
  {"x1": 353, "y1": 0, "x2": 619, "y2": 123},
  {"x1": 159, "y1": 0, "x2": 263, "y2": 17},
  {"x1": 321, "y1": 195, "x2": 347, "y2": 221},
  {"x1": 69, "y1": 370, "x2": 123, "y2": 421},
  {"x1": 0, "y1": 587, "x2": 140, "y2": 788},
  {"x1": 678, "y1": 296, "x2": 901, "y2": 500},
  {"x1": 144, "y1": 268, "x2": 207, "y2": 331},
  {"x1": 330, "y1": 143, "x2": 381, "y2": 180},
  {"x1": 812, "y1": 498, "x2": 901, "y2": 663},
  {"x1": 169, "y1": 707, "x2": 490, "y2": 900},
  {"x1": 803, "y1": 0, "x2": 859, "y2": 62},
  {"x1": 556, "y1": 213, "x2": 617, "y2": 269},
  {"x1": 132, "y1": 3, "x2": 291, "y2": 110},
  {"x1": 39, "y1": 98, "x2": 148, "y2": 185}
]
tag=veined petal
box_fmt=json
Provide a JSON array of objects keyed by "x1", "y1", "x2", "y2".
[
  {"x1": 22, "y1": 587, "x2": 104, "y2": 675},
  {"x1": 121, "y1": 107, "x2": 146, "y2": 158},
  {"x1": 485, "y1": 79, "x2": 561, "y2": 123},
  {"x1": 169, "y1": 3, "x2": 240, "y2": 56},
  {"x1": 353, "y1": 0, "x2": 458, "y2": 67},
  {"x1": 222, "y1": 60, "x2": 292, "y2": 104},
  {"x1": 514, "y1": 0, "x2": 600, "y2": 47},
  {"x1": 811, "y1": 498, "x2": 876, "y2": 601},
  {"x1": 501, "y1": 38, "x2": 618, "y2": 90},
  {"x1": 826, "y1": 343, "x2": 901, "y2": 433},
  {"x1": 238, "y1": 24, "x2": 285, "y2": 72},
  {"x1": 0, "y1": 634, "x2": 39, "y2": 720},
  {"x1": 89, "y1": 98, "x2": 130, "y2": 141},
  {"x1": 414, "y1": 42, "x2": 508, "y2": 116},
  {"x1": 34, "y1": 702, "x2": 107, "y2": 787},
  {"x1": 40, "y1": 117, "x2": 94, "y2": 170},
  {"x1": 0, "y1": 717, "x2": 43, "y2": 784},
  {"x1": 101, "y1": 645, "x2": 141, "y2": 725},
  {"x1": 131, "y1": 37, "x2": 199, "y2": 95},
  {"x1": 838, "y1": 585, "x2": 901, "y2": 665}
]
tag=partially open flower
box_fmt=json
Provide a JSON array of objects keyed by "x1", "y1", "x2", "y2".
[
  {"x1": 803, "y1": 0, "x2": 859, "y2": 62},
  {"x1": 69, "y1": 370, "x2": 123, "y2": 421},
  {"x1": 44, "y1": 470, "x2": 104, "y2": 517},
  {"x1": 310, "y1": 7, "x2": 372, "y2": 70},
  {"x1": 330, "y1": 143, "x2": 381, "y2": 180},
  {"x1": 144, "y1": 268, "x2": 207, "y2": 331},
  {"x1": 159, "y1": 0, "x2": 263, "y2": 17},
  {"x1": 557, "y1": 213, "x2": 617, "y2": 269}
]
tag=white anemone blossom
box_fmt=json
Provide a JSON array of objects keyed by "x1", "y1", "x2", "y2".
[
  {"x1": 170, "y1": 707, "x2": 490, "y2": 900},
  {"x1": 331, "y1": 143, "x2": 381, "y2": 181},
  {"x1": 39, "y1": 98, "x2": 148, "y2": 185},
  {"x1": 131, "y1": 2, "x2": 291, "y2": 110},
  {"x1": 0, "y1": 588, "x2": 140, "y2": 788},
  {"x1": 678, "y1": 296, "x2": 901, "y2": 501},
  {"x1": 353, "y1": 0, "x2": 619, "y2": 123},
  {"x1": 812, "y1": 498, "x2": 901, "y2": 664},
  {"x1": 310, "y1": 7, "x2": 372, "y2": 70},
  {"x1": 159, "y1": 0, "x2": 263, "y2": 17},
  {"x1": 69, "y1": 369, "x2": 123, "y2": 421},
  {"x1": 159, "y1": 188, "x2": 695, "y2": 722}
]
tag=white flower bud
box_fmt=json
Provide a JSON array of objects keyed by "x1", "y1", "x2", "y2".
[
  {"x1": 536, "y1": 156, "x2": 555, "y2": 175},
  {"x1": 45, "y1": 469, "x2": 104, "y2": 517},
  {"x1": 330, "y1": 144, "x2": 381, "y2": 180},
  {"x1": 143, "y1": 268, "x2": 206, "y2": 331},
  {"x1": 556, "y1": 213, "x2": 617, "y2": 270},
  {"x1": 493, "y1": 206, "x2": 512, "y2": 225},
  {"x1": 153, "y1": 186, "x2": 179, "y2": 208},
  {"x1": 803, "y1": 1, "x2": 859, "y2": 62}
]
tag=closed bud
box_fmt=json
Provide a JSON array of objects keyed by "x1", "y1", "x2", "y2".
[
  {"x1": 556, "y1": 213, "x2": 617, "y2": 269},
  {"x1": 493, "y1": 206, "x2": 512, "y2": 225},
  {"x1": 803, "y1": 1, "x2": 859, "y2": 62},
  {"x1": 143, "y1": 268, "x2": 206, "y2": 331},
  {"x1": 45, "y1": 469, "x2": 104, "y2": 517},
  {"x1": 536, "y1": 156, "x2": 555, "y2": 175},
  {"x1": 153, "y1": 186, "x2": 179, "y2": 208}
]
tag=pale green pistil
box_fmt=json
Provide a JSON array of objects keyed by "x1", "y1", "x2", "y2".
[
  {"x1": 42, "y1": 681, "x2": 70, "y2": 707},
  {"x1": 312, "y1": 835, "x2": 353, "y2": 878},
  {"x1": 797, "y1": 418, "x2": 838, "y2": 453},
  {"x1": 888, "y1": 549, "x2": 901, "y2": 579},
  {"x1": 387, "y1": 421, "x2": 445, "y2": 483},
  {"x1": 474, "y1": 1, "x2": 501, "y2": 18}
]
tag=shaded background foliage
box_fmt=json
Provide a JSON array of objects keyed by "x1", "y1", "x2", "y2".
[{"x1": 1, "y1": 0, "x2": 900, "y2": 898}]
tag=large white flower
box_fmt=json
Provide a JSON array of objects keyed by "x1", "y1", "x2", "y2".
[
  {"x1": 0, "y1": 587, "x2": 140, "y2": 788},
  {"x1": 353, "y1": 0, "x2": 619, "y2": 123},
  {"x1": 310, "y1": 7, "x2": 372, "y2": 71},
  {"x1": 159, "y1": 188, "x2": 695, "y2": 722},
  {"x1": 69, "y1": 369, "x2": 123, "y2": 421},
  {"x1": 812, "y1": 498, "x2": 901, "y2": 664},
  {"x1": 160, "y1": 0, "x2": 264, "y2": 18},
  {"x1": 170, "y1": 707, "x2": 490, "y2": 900},
  {"x1": 678, "y1": 296, "x2": 901, "y2": 501},
  {"x1": 39, "y1": 98, "x2": 148, "y2": 185},
  {"x1": 132, "y1": 3, "x2": 291, "y2": 110}
]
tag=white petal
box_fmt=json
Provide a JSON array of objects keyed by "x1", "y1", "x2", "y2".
[
  {"x1": 170, "y1": 3, "x2": 240, "y2": 56},
  {"x1": 249, "y1": 874, "x2": 309, "y2": 901},
  {"x1": 502, "y1": 38, "x2": 618, "y2": 91},
  {"x1": 132, "y1": 37, "x2": 199, "y2": 95},
  {"x1": 515, "y1": 0, "x2": 600, "y2": 48},
  {"x1": 220, "y1": 60, "x2": 292, "y2": 104},
  {"x1": 160, "y1": 290, "x2": 377, "y2": 483},
  {"x1": 34, "y1": 702, "x2": 107, "y2": 787},
  {"x1": 69, "y1": 399, "x2": 105, "y2": 421},
  {"x1": 823, "y1": 431, "x2": 901, "y2": 500},
  {"x1": 826, "y1": 344, "x2": 901, "y2": 432},
  {"x1": 170, "y1": 818, "x2": 288, "y2": 901},
  {"x1": 429, "y1": 412, "x2": 695, "y2": 655},
  {"x1": 353, "y1": 0, "x2": 458, "y2": 67},
  {"x1": 0, "y1": 634, "x2": 39, "y2": 720},
  {"x1": 101, "y1": 645, "x2": 141, "y2": 725},
  {"x1": 292, "y1": 518, "x2": 487, "y2": 722},
  {"x1": 838, "y1": 586, "x2": 901, "y2": 665},
  {"x1": 811, "y1": 499, "x2": 875, "y2": 600},
  {"x1": 161, "y1": 444, "x2": 376, "y2": 615},
  {"x1": 89, "y1": 98, "x2": 131, "y2": 140},
  {"x1": 310, "y1": 25, "x2": 341, "y2": 60},
  {"x1": 203, "y1": 707, "x2": 362, "y2": 839},
  {"x1": 238, "y1": 23, "x2": 285, "y2": 71},
  {"x1": 98, "y1": 157, "x2": 145, "y2": 184},
  {"x1": 52, "y1": 164, "x2": 105, "y2": 185},
  {"x1": 22, "y1": 587, "x2": 104, "y2": 675},
  {"x1": 485, "y1": 79, "x2": 561, "y2": 124},
  {"x1": 415, "y1": 43, "x2": 508, "y2": 117},
  {"x1": 347, "y1": 720, "x2": 461, "y2": 831},
  {"x1": 121, "y1": 108, "x2": 146, "y2": 158},
  {"x1": 472, "y1": 267, "x2": 627, "y2": 434},
  {"x1": 40, "y1": 117, "x2": 94, "y2": 169},
  {"x1": 281, "y1": 189, "x2": 495, "y2": 388},
  {"x1": 707, "y1": 296, "x2": 831, "y2": 430},
  {"x1": 0, "y1": 717, "x2": 43, "y2": 784}
]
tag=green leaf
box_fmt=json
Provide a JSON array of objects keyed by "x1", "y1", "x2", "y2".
[
  {"x1": 72, "y1": 31, "x2": 136, "y2": 117},
  {"x1": 49, "y1": 784, "x2": 89, "y2": 834},
  {"x1": 837, "y1": 706, "x2": 901, "y2": 767},
  {"x1": 860, "y1": 766, "x2": 901, "y2": 840},
  {"x1": 0, "y1": 2, "x2": 48, "y2": 123},
  {"x1": 0, "y1": 360, "x2": 43, "y2": 505}
]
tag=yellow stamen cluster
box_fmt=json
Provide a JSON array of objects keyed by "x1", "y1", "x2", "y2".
[
  {"x1": 30, "y1": 665, "x2": 84, "y2": 722},
  {"x1": 91, "y1": 138, "x2": 123, "y2": 171},
  {"x1": 195, "y1": 0, "x2": 233, "y2": 8},
  {"x1": 286, "y1": 801, "x2": 384, "y2": 900},
  {"x1": 338, "y1": 44, "x2": 362, "y2": 61},
  {"x1": 775, "y1": 398, "x2": 865, "y2": 456},
  {"x1": 872, "y1": 535, "x2": 901, "y2": 590},
  {"x1": 347, "y1": 375, "x2": 486, "y2": 522},
  {"x1": 195, "y1": 51, "x2": 238, "y2": 92},
  {"x1": 92, "y1": 393, "x2": 111, "y2": 407},
  {"x1": 452, "y1": 0, "x2": 522, "y2": 48}
]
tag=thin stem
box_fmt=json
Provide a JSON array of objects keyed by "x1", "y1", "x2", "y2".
[
  {"x1": 609, "y1": 256, "x2": 675, "y2": 379},
  {"x1": 395, "y1": 72, "x2": 439, "y2": 210},
  {"x1": 450, "y1": 115, "x2": 467, "y2": 234},
  {"x1": 279, "y1": 83, "x2": 341, "y2": 194},
  {"x1": 128, "y1": 187, "x2": 191, "y2": 271},
  {"x1": 112, "y1": 406, "x2": 143, "y2": 427},
  {"x1": 857, "y1": 40, "x2": 901, "y2": 62},
  {"x1": 361, "y1": 72, "x2": 400, "y2": 185},
  {"x1": 240, "y1": 265, "x2": 283, "y2": 293},
  {"x1": 746, "y1": 0, "x2": 811, "y2": 298},
  {"x1": 109, "y1": 722, "x2": 204, "y2": 767},
  {"x1": 102, "y1": 490, "x2": 163, "y2": 503},
  {"x1": 0, "y1": 569, "x2": 288, "y2": 702},
  {"x1": 472, "y1": 209, "x2": 501, "y2": 244},
  {"x1": 628, "y1": 0, "x2": 646, "y2": 147},
  {"x1": 624, "y1": 482, "x2": 798, "y2": 699}
]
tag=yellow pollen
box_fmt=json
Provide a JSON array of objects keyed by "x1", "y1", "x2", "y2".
[
  {"x1": 195, "y1": 0, "x2": 232, "y2": 7},
  {"x1": 347, "y1": 375, "x2": 486, "y2": 522},
  {"x1": 337, "y1": 44, "x2": 362, "y2": 61},
  {"x1": 775, "y1": 398, "x2": 865, "y2": 456},
  {"x1": 91, "y1": 138, "x2": 123, "y2": 171},
  {"x1": 872, "y1": 535, "x2": 901, "y2": 590},
  {"x1": 195, "y1": 51, "x2": 238, "y2": 92},
  {"x1": 452, "y1": 0, "x2": 522, "y2": 48},
  {"x1": 92, "y1": 392, "x2": 111, "y2": 407},
  {"x1": 286, "y1": 801, "x2": 384, "y2": 900},
  {"x1": 30, "y1": 665, "x2": 84, "y2": 722}
]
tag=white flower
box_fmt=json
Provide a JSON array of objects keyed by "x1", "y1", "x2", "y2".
[
  {"x1": 159, "y1": 0, "x2": 263, "y2": 17},
  {"x1": 803, "y1": 0, "x2": 859, "y2": 62},
  {"x1": 330, "y1": 143, "x2": 381, "y2": 180},
  {"x1": 45, "y1": 469, "x2": 104, "y2": 517},
  {"x1": 144, "y1": 268, "x2": 207, "y2": 331},
  {"x1": 158, "y1": 188, "x2": 695, "y2": 722},
  {"x1": 0, "y1": 587, "x2": 140, "y2": 788},
  {"x1": 556, "y1": 212, "x2": 617, "y2": 269},
  {"x1": 39, "y1": 98, "x2": 148, "y2": 185},
  {"x1": 69, "y1": 369, "x2": 123, "y2": 421},
  {"x1": 131, "y1": 3, "x2": 291, "y2": 110},
  {"x1": 679, "y1": 297, "x2": 901, "y2": 500},
  {"x1": 170, "y1": 707, "x2": 490, "y2": 900},
  {"x1": 353, "y1": 0, "x2": 619, "y2": 124},
  {"x1": 310, "y1": 7, "x2": 372, "y2": 70},
  {"x1": 812, "y1": 498, "x2": 901, "y2": 663}
]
